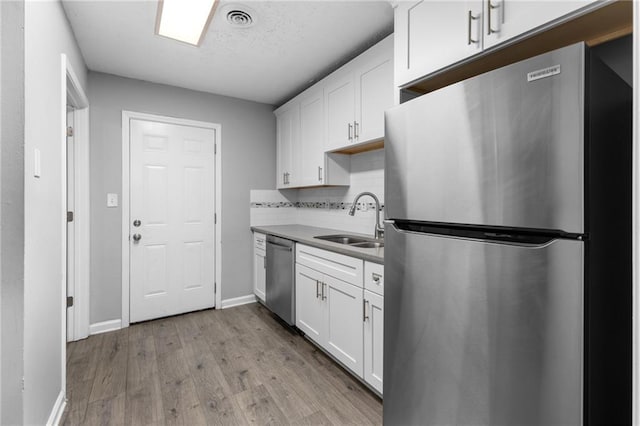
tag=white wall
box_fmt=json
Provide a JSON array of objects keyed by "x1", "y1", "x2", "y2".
[
  {"x1": 1, "y1": 1, "x2": 25, "y2": 424},
  {"x1": 24, "y1": 1, "x2": 87, "y2": 423},
  {"x1": 88, "y1": 72, "x2": 276, "y2": 324}
]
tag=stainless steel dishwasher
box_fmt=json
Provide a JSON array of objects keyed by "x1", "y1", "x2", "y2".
[{"x1": 265, "y1": 235, "x2": 295, "y2": 326}]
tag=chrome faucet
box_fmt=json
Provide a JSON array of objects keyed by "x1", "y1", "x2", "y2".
[{"x1": 348, "y1": 192, "x2": 384, "y2": 240}]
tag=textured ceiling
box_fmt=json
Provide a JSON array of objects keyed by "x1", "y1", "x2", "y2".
[{"x1": 62, "y1": 0, "x2": 394, "y2": 106}]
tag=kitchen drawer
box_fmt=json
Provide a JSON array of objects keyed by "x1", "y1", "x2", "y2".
[
  {"x1": 364, "y1": 261, "x2": 384, "y2": 296},
  {"x1": 254, "y1": 232, "x2": 266, "y2": 253},
  {"x1": 296, "y1": 244, "x2": 363, "y2": 287}
]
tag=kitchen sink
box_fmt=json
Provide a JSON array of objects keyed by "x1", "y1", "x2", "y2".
[
  {"x1": 314, "y1": 234, "x2": 383, "y2": 248},
  {"x1": 350, "y1": 241, "x2": 384, "y2": 249}
]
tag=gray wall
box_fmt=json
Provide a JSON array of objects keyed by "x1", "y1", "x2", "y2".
[
  {"x1": 88, "y1": 72, "x2": 276, "y2": 324},
  {"x1": 23, "y1": 1, "x2": 88, "y2": 423},
  {"x1": 1, "y1": 1, "x2": 25, "y2": 424}
]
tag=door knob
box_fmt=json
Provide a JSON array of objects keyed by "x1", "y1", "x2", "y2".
[
  {"x1": 132, "y1": 233, "x2": 142, "y2": 242},
  {"x1": 133, "y1": 219, "x2": 141, "y2": 227}
]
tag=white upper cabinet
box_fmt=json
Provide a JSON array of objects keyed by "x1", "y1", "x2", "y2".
[
  {"x1": 299, "y1": 89, "x2": 326, "y2": 186},
  {"x1": 275, "y1": 34, "x2": 393, "y2": 188},
  {"x1": 325, "y1": 71, "x2": 356, "y2": 151},
  {"x1": 395, "y1": 0, "x2": 482, "y2": 87},
  {"x1": 483, "y1": 0, "x2": 595, "y2": 49},
  {"x1": 276, "y1": 104, "x2": 299, "y2": 189},
  {"x1": 356, "y1": 43, "x2": 394, "y2": 144},
  {"x1": 326, "y1": 35, "x2": 394, "y2": 151},
  {"x1": 394, "y1": 0, "x2": 599, "y2": 87}
]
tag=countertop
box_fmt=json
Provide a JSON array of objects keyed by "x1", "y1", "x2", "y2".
[{"x1": 250, "y1": 224, "x2": 384, "y2": 264}]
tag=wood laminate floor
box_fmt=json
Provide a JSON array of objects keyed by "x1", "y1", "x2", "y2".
[{"x1": 62, "y1": 302, "x2": 383, "y2": 425}]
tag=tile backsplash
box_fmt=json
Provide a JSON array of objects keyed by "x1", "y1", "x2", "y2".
[{"x1": 250, "y1": 149, "x2": 385, "y2": 236}]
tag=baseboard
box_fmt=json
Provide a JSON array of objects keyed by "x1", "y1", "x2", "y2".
[
  {"x1": 46, "y1": 390, "x2": 66, "y2": 426},
  {"x1": 221, "y1": 294, "x2": 257, "y2": 309},
  {"x1": 89, "y1": 319, "x2": 122, "y2": 335}
]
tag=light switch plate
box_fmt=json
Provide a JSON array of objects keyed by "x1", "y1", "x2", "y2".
[
  {"x1": 107, "y1": 193, "x2": 118, "y2": 208},
  {"x1": 34, "y1": 148, "x2": 41, "y2": 178}
]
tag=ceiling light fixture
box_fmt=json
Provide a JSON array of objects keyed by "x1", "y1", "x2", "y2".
[{"x1": 156, "y1": 0, "x2": 218, "y2": 46}]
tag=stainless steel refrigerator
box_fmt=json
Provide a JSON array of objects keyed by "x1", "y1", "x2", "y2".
[{"x1": 384, "y1": 42, "x2": 631, "y2": 425}]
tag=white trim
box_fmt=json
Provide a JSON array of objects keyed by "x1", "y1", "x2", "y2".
[
  {"x1": 215, "y1": 126, "x2": 223, "y2": 310},
  {"x1": 63, "y1": 54, "x2": 90, "y2": 344},
  {"x1": 72, "y1": 107, "x2": 90, "y2": 341},
  {"x1": 60, "y1": 55, "x2": 67, "y2": 418},
  {"x1": 221, "y1": 294, "x2": 257, "y2": 309},
  {"x1": 633, "y1": 0, "x2": 639, "y2": 422},
  {"x1": 45, "y1": 390, "x2": 66, "y2": 426},
  {"x1": 121, "y1": 111, "x2": 222, "y2": 327},
  {"x1": 89, "y1": 319, "x2": 122, "y2": 336}
]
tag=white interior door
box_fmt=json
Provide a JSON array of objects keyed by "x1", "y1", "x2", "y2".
[
  {"x1": 129, "y1": 119, "x2": 215, "y2": 323},
  {"x1": 66, "y1": 106, "x2": 75, "y2": 341}
]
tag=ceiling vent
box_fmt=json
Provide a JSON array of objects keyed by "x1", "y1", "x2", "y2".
[{"x1": 226, "y1": 8, "x2": 255, "y2": 28}]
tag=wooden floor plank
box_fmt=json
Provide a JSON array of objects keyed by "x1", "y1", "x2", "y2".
[
  {"x1": 63, "y1": 303, "x2": 382, "y2": 425},
  {"x1": 88, "y1": 329, "x2": 129, "y2": 403},
  {"x1": 155, "y1": 345, "x2": 207, "y2": 425},
  {"x1": 83, "y1": 392, "x2": 126, "y2": 426},
  {"x1": 151, "y1": 318, "x2": 183, "y2": 356},
  {"x1": 180, "y1": 336, "x2": 246, "y2": 425},
  {"x1": 68, "y1": 333, "x2": 105, "y2": 384},
  {"x1": 298, "y1": 410, "x2": 334, "y2": 425},
  {"x1": 233, "y1": 383, "x2": 290, "y2": 426},
  {"x1": 125, "y1": 322, "x2": 165, "y2": 425}
]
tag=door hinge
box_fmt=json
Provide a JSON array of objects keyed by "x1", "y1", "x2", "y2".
[
  {"x1": 214, "y1": 143, "x2": 217, "y2": 155},
  {"x1": 21, "y1": 377, "x2": 25, "y2": 391},
  {"x1": 214, "y1": 213, "x2": 217, "y2": 224},
  {"x1": 67, "y1": 211, "x2": 74, "y2": 222},
  {"x1": 67, "y1": 296, "x2": 74, "y2": 308},
  {"x1": 67, "y1": 126, "x2": 74, "y2": 137},
  {"x1": 214, "y1": 282, "x2": 217, "y2": 295}
]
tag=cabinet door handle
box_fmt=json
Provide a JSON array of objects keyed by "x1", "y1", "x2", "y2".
[
  {"x1": 318, "y1": 166, "x2": 323, "y2": 182},
  {"x1": 354, "y1": 121, "x2": 359, "y2": 139},
  {"x1": 467, "y1": 10, "x2": 479, "y2": 45},
  {"x1": 487, "y1": 0, "x2": 499, "y2": 35},
  {"x1": 322, "y1": 282, "x2": 327, "y2": 300},
  {"x1": 316, "y1": 280, "x2": 321, "y2": 299},
  {"x1": 363, "y1": 299, "x2": 369, "y2": 322},
  {"x1": 348, "y1": 123, "x2": 353, "y2": 140}
]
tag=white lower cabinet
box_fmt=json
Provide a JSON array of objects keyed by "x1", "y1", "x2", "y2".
[
  {"x1": 295, "y1": 244, "x2": 383, "y2": 394},
  {"x1": 253, "y1": 233, "x2": 266, "y2": 302},
  {"x1": 295, "y1": 264, "x2": 364, "y2": 377},
  {"x1": 363, "y1": 289, "x2": 384, "y2": 394},
  {"x1": 296, "y1": 264, "x2": 324, "y2": 343},
  {"x1": 324, "y1": 274, "x2": 364, "y2": 375}
]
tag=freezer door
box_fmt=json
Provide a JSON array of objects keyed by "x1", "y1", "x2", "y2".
[
  {"x1": 384, "y1": 224, "x2": 584, "y2": 426},
  {"x1": 385, "y1": 43, "x2": 584, "y2": 233}
]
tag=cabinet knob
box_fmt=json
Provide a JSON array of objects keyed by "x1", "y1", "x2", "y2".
[{"x1": 372, "y1": 272, "x2": 382, "y2": 283}]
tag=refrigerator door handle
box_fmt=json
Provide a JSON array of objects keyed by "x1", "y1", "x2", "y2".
[{"x1": 390, "y1": 220, "x2": 576, "y2": 248}]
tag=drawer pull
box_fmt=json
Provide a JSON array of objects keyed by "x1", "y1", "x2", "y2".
[{"x1": 372, "y1": 272, "x2": 382, "y2": 283}]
